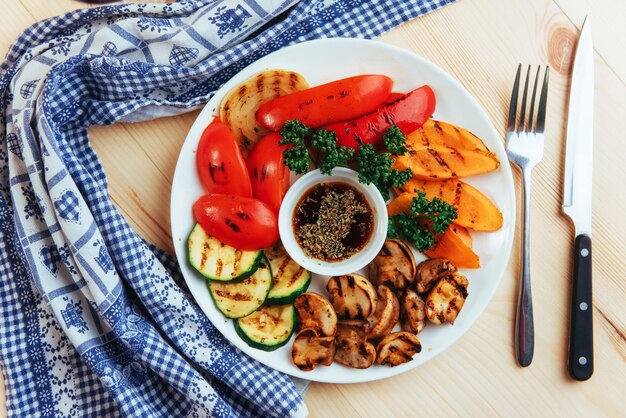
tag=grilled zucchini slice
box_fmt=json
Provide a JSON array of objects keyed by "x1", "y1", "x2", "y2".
[
  {"x1": 265, "y1": 244, "x2": 311, "y2": 305},
  {"x1": 188, "y1": 224, "x2": 262, "y2": 282},
  {"x1": 208, "y1": 256, "x2": 272, "y2": 318},
  {"x1": 235, "y1": 304, "x2": 296, "y2": 351}
]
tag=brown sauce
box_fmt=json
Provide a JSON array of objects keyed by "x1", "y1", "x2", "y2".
[{"x1": 293, "y1": 182, "x2": 373, "y2": 262}]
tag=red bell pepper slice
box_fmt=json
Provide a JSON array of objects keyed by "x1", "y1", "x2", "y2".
[
  {"x1": 326, "y1": 85, "x2": 436, "y2": 150},
  {"x1": 255, "y1": 75, "x2": 393, "y2": 130}
]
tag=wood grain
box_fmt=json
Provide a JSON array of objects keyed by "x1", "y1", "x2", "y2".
[{"x1": 1, "y1": 0, "x2": 624, "y2": 416}]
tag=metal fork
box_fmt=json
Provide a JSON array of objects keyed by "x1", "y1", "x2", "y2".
[{"x1": 506, "y1": 64, "x2": 549, "y2": 367}]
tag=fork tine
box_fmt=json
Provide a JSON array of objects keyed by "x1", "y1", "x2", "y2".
[
  {"x1": 535, "y1": 67, "x2": 550, "y2": 133},
  {"x1": 528, "y1": 66, "x2": 541, "y2": 132},
  {"x1": 518, "y1": 65, "x2": 531, "y2": 132},
  {"x1": 507, "y1": 64, "x2": 522, "y2": 133}
]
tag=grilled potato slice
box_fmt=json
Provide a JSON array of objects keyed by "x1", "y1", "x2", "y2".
[
  {"x1": 219, "y1": 70, "x2": 309, "y2": 157},
  {"x1": 294, "y1": 292, "x2": 337, "y2": 336},
  {"x1": 366, "y1": 285, "x2": 400, "y2": 340},
  {"x1": 376, "y1": 332, "x2": 422, "y2": 366},
  {"x1": 415, "y1": 258, "x2": 457, "y2": 294},
  {"x1": 334, "y1": 320, "x2": 376, "y2": 369},
  {"x1": 291, "y1": 328, "x2": 336, "y2": 371},
  {"x1": 426, "y1": 274, "x2": 469, "y2": 325},
  {"x1": 326, "y1": 274, "x2": 377, "y2": 319},
  {"x1": 401, "y1": 290, "x2": 426, "y2": 334},
  {"x1": 368, "y1": 239, "x2": 416, "y2": 291}
]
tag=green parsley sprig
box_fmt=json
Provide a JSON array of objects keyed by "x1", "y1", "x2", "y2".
[
  {"x1": 387, "y1": 191, "x2": 458, "y2": 251},
  {"x1": 279, "y1": 120, "x2": 313, "y2": 175},
  {"x1": 356, "y1": 144, "x2": 412, "y2": 200},
  {"x1": 279, "y1": 119, "x2": 412, "y2": 199}
]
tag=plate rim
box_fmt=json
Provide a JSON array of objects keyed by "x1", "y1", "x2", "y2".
[{"x1": 170, "y1": 37, "x2": 516, "y2": 384}]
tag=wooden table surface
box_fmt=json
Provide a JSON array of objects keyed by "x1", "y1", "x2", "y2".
[{"x1": 1, "y1": 0, "x2": 624, "y2": 416}]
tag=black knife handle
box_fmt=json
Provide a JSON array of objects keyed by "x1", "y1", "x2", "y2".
[{"x1": 568, "y1": 234, "x2": 593, "y2": 381}]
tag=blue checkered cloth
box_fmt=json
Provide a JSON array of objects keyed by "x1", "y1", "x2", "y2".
[{"x1": 0, "y1": 0, "x2": 453, "y2": 416}]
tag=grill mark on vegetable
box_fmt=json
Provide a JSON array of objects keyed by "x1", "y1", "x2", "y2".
[
  {"x1": 339, "y1": 90, "x2": 348, "y2": 98},
  {"x1": 236, "y1": 212, "x2": 249, "y2": 220},
  {"x1": 433, "y1": 122, "x2": 443, "y2": 132},
  {"x1": 225, "y1": 218, "x2": 240, "y2": 232},
  {"x1": 454, "y1": 279, "x2": 468, "y2": 298},
  {"x1": 289, "y1": 72, "x2": 298, "y2": 88},
  {"x1": 233, "y1": 249, "x2": 242, "y2": 272},
  {"x1": 275, "y1": 257, "x2": 291, "y2": 281},
  {"x1": 252, "y1": 166, "x2": 259, "y2": 180},
  {"x1": 214, "y1": 289, "x2": 252, "y2": 301},
  {"x1": 209, "y1": 162, "x2": 227, "y2": 185},
  {"x1": 238, "y1": 85, "x2": 247, "y2": 96},
  {"x1": 215, "y1": 259, "x2": 223, "y2": 277},
  {"x1": 260, "y1": 165, "x2": 268, "y2": 181},
  {"x1": 450, "y1": 147, "x2": 465, "y2": 162},
  {"x1": 421, "y1": 128, "x2": 431, "y2": 147},
  {"x1": 200, "y1": 241, "x2": 210, "y2": 270},
  {"x1": 427, "y1": 148, "x2": 450, "y2": 169},
  {"x1": 256, "y1": 76, "x2": 264, "y2": 92},
  {"x1": 454, "y1": 181, "x2": 463, "y2": 206}
]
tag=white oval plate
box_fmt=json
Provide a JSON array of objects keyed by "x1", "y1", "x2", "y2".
[{"x1": 170, "y1": 38, "x2": 515, "y2": 384}]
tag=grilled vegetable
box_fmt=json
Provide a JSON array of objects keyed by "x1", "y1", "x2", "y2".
[
  {"x1": 207, "y1": 256, "x2": 272, "y2": 318},
  {"x1": 392, "y1": 127, "x2": 499, "y2": 180},
  {"x1": 425, "y1": 274, "x2": 469, "y2": 325},
  {"x1": 326, "y1": 274, "x2": 377, "y2": 319},
  {"x1": 257, "y1": 74, "x2": 393, "y2": 131},
  {"x1": 220, "y1": 70, "x2": 309, "y2": 157},
  {"x1": 368, "y1": 239, "x2": 416, "y2": 291},
  {"x1": 401, "y1": 290, "x2": 426, "y2": 334},
  {"x1": 196, "y1": 118, "x2": 252, "y2": 197},
  {"x1": 193, "y1": 194, "x2": 279, "y2": 251},
  {"x1": 188, "y1": 224, "x2": 262, "y2": 282},
  {"x1": 413, "y1": 119, "x2": 494, "y2": 155},
  {"x1": 246, "y1": 132, "x2": 291, "y2": 213},
  {"x1": 327, "y1": 85, "x2": 436, "y2": 150},
  {"x1": 294, "y1": 293, "x2": 337, "y2": 336},
  {"x1": 235, "y1": 304, "x2": 296, "y2": 351},
  {"x1": 265, "y1": 243, "x2": 311, "y2": 305},
  {"x1": 291, "y1": 328, "x2": 336, "y2": 371},
  {"x1": 334, "y1": 320, "x2": 376, "y2": 369},
  {"x1": 399, "y1": 178, "x2": 503, "y2": 231},
  {"x1": 375, "y1": 332, "x2": 422, "y2": 366},
  {"x1": 424, "y1": 227, "x2": 480, "y2": 269},
  {"x1": 415, "y1": 258, "x2": 457, "y2": 294},
  {"x1": 366, "y1": 285, "x2": 400, "y2": 340}
]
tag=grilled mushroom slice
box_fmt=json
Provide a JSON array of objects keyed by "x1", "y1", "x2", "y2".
[
  {"x1": 375, "y1": 332, "x2": 422, "y2": 366},
  {"x1": 294, "y1": 293, "x2": 337, "y2": 336},
  {"x1": 334, "y1": 320, "x2": 376, "y2": 369},
  {"x1": 292, "y1": 328, "x2": 336, "y2": 371},
  {"x1": 326, "y1": 274, "x2": 377, "y2": 319},
  {"x1": 366, "y1": 285, "x2": 400, "y2": 340},
  {"x1": 425, "y1": 274, "x2": 469, "y2": 325},
  {"x1": 415, "y1": 258, "x2": 457, "y2": 294},
  {"x1": 368, "y1": 239, "x2": 416, "y2": 291},
  {"x1": 401, "y1": 290, "x2": 426, "y2": 334}
]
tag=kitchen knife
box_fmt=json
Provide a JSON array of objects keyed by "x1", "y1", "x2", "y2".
[{"x1": 562, "y1": 16, "x2": 594, "y2": 381}]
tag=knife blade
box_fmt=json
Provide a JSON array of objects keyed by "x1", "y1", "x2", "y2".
[{"x1": 562, "y1": 16, "x2": 594, "y2": 381}]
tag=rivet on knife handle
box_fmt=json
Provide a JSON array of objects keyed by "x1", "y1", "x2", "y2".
[{"x1": 568, "y1": 234, "x2": 593, "y2": 381}]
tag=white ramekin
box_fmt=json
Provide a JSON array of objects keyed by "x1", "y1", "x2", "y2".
[{"x1": 278, "y1": 167, "x2": 388, "y2": 276}]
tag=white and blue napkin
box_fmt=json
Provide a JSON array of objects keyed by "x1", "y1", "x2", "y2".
[{"x1": 0, "y1": 0, "x2": 453, "y2": 416}]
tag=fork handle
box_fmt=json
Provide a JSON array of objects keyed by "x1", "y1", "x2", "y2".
[
  {"x1": 515, "y1": 169, "x2": 534, "y2": 367},
  {"x1": 568, "y1": 234, "x2": 593, "y2": 381}
]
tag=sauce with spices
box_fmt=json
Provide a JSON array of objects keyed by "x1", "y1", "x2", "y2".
[{"x1": 293, "y1": 182, "x2": 373, "y2": 262}]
